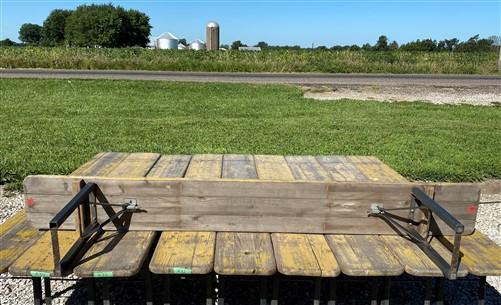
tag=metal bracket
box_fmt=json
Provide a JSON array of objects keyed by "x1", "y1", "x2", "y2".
[
  {"x1": 49, "y1": 181, "x2": 142, "y2": 276},
  {"x1": 368, "y1": 187, "x2": 464, "y2": 280}
]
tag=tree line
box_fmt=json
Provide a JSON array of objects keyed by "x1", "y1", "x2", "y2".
[
  {"x1": 7, "y1": 4, "x2": 151, "y2": 47},
  {"x1": 231, "y1": 35, "x2": 499, "y2": 52}
]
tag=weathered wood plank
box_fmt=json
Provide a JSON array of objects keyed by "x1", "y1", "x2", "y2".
[
  {"x1": 254, "y1": 155, "x2": 294, "y2": 180},
  {"x1": 147, "y1": 155, "x2": 191, "y2": 178},
  {"x1": 222, "y1": 154, "x2": 257, "y2": 179},
  {"x1": 315, "y1": 156, "x2": 369, "y2": 182},
  {"x1": 0, "y1": 210, "x2": 43, "y2": 273},
  {"x1": 443, "y1": 231, "x2": 501, "y2": 276},
  {"x1": 105, "y1": 153, "x2": 160, "y2": 178},
  {"x1": 214, "y1": 232, "x2": 276, "y2": 275},
  {"x1": 430, "y1": 183, "x2": 481, "y2": 235},
  {"x1": 185, "y1": 154, "x2": 222, "y2": 179},
  {"x1": 349, "y1": 156, "x2": 404, "y2": 183},
  {"x1": 70, "y1": 152, "x2": 129, "y2": 176},
  {"x1": 285, "y1": 156, "x2": 332, "y2": 181},
  {"x1": 9, "y1": 230, "x2": 80, "y2": 276},
  {"x1": 70, "y1": 152, "x2": 106, "y2": 175},
  {"x1": 272, "y1": 233, "x2": 339, "y2": 277},
  {"x1": 24, "y1": 176, "x2": 478, "y2": 235},
  {"x1": 150, "y1": 231, "x2": 216, "y2": 274},
  {"x1": 326, "y1": 235, "x2": 404, "y2": 276},
  {"x1": 74, "y1": 231, "x2": 156, "y2": 278},
  {"x1": 380, "y1": 235, "x2": 468, "y2": 277}
]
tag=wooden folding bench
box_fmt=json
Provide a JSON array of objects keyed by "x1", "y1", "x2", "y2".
[{"x1": 1, "y1": 153, "x2": 500, "y2": 305}]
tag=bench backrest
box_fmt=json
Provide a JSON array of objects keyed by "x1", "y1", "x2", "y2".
[{"x1": 24, "y1": 175, "x2": 480, "y2": 235}]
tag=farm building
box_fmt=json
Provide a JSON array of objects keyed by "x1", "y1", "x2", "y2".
[
  {"x1": 190, "y1": 39, "x2": 206, "y2": 50},
  {"x1": 154, "y1": 32, "x2": 179, "y2": 50}
]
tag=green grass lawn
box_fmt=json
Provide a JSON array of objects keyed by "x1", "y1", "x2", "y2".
[{"x1": 1, "y1": 78, "x2": 500, "y2": 189}]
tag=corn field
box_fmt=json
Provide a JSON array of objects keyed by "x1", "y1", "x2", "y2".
[{"x1": 0, "y1": 47, "x2": 498, "y2": 74}]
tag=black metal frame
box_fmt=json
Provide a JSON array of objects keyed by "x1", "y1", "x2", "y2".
[
  {"x1": 411, "y1": 187, "x2": 464, "y2": 280},
  {"x1": 49, "y1": 182, "x2": 98, "y2": 276},
  {"x1": 49, "y1": 180, "x2": 142, "y2": 277},
  {"x1": 368, "y1": 187, "x2": 464, "y2": 280}
]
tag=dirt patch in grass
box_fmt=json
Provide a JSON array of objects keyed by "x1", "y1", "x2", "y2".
[{"x1": 303, "y1": 85, "x2": 501, "y2": 106}]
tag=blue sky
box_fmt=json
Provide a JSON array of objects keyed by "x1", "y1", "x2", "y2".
[{"x1": 1, "y1": 0, "x2": 500, "y2": 47}]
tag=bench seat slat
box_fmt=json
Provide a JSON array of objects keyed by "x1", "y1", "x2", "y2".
[
  {"x1": 71, "y1": 152, "x2": 129, "y2": 176},
  {"x1": 285, "y1": 156, "x2": 332, "y2": 181},
  {"x1": 9, "y1": 230, "x2": 80, "y2": 276},
  {"x1": 444, "y1": 231, "x2": 501, "y2": 276},
  {"x1": 326, "y1": 235, "x2": 404, "y2": 276},
  {"x1": 315, "y1": 156, "x2": 369, "y2": 182},
  {"x1": 185, "y1": 154, "x2": 222, "y2": 179},
  {"x1": 380, "y1": 235, "x2": 468, "y2": 277},
  {"x1": 150, "y1": 231, "x2": 216, "y2": 274},
  {"x1": 214, "y1": 232, "x2": 276, "y2": 275},
  {"x1": 74, "y1": 231, "x2": 156, "y2": 278},
  {"x1": 147, "y1": 155, "x2": 192, "y2": 178},
  {"x1": 0, "y1": 210, "x2": 43, "y2": 273},
  {"x1": 254, "y1": 155, "x2": 294, "y2": 181},
  {"x1": 272, "y1": 233, "x2": 339, "y2": 277}
]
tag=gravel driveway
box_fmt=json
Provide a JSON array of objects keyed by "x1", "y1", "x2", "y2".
[{"x1": 1, "y1": 187, "x2": 500, "y2": 305}]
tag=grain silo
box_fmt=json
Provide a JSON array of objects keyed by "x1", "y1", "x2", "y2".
[
  {"x1": 190, "y1": 39, "x2": 206, "y2": 51},
  {"x1": 206, "y1": 21, "x2": 219, "y2": 51},
  {"x1": 156, "y1": 32, "x2": 179, "y2": 50}
]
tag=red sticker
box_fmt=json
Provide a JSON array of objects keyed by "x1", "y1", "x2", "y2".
[
  {"x1": 27, "y1": 197, "x2": 34, "y2": 207},
  {"x1": 467, "y1": 204, "x2": 477, "y2": 214}
]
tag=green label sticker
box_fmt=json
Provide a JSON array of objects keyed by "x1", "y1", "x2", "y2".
[
  {"x1": 30, "y1": 271, "x2": 50, "y2": 278},
  {"x1": 172, "y1": 267, "x2": 192, "y2": 274},
  {"x1": 93, "y1": 271, "x2": 114, "y2": 278}
]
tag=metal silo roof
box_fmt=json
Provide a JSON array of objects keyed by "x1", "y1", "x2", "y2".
[{"x1": 207, "y1": 21, "x2": 219, "y2": 28}]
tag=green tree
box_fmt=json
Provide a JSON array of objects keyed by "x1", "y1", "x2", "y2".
[
  {"x1": 19, "y1": 23, "x2": 42, "y2": 44},
  {"x1": 0, "y1": 38, "x2": 17, "y2": 46},
  {"x1": 389, "y1": 40, "x2": 399, "y2": 51},
  {"x1": 374, "y1": 35, "x2": 389, "y2": 51},
  {"x1": 65, "y1": 4, "x2": 151, "y2": 47},
  {"x1": 120, "y1": 9, "x2": 151, "y2": 47},
  {"x1": 42, "y1": 9, "x2": 72, "y2": 45},
  {"x1": 231, "y1": 40, "x2": 244, "y2": 50},
  {"x1": 255, "y1": 41, "x2": 268, "y2": 49},
  {"x1": 361, "y1": 43, "x2": 372, "y2": 51}
]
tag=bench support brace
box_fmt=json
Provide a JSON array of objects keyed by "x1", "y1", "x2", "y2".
[{"x1": 369, "y1": 187, "x2": 464, "y2": 280}]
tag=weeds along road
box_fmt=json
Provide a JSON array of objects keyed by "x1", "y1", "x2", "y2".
[{"x1": 1, "y1": 69, "x2": 500, "y2": 87}]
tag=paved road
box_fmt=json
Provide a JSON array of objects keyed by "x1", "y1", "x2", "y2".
[{"x1": 1, "y1": 69, "x2": 500, "y2": 87}]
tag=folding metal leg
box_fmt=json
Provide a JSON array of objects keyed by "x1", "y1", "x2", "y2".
[
  {"x1": 327, "y1": 278, "x2": 337, "y2": 305},
  {"x1": 380, "y1": 277, "x2": 390, "y2": 305},
  {"x1": 313, "y1": 277, "x2": 321, "y2": 305},
  {"x1": 206, "y1": 273, "x2": 214, "y2": 305},
  {"x1": 271, "y1": 275, "x2": 279, "y2": 305},
  {"x1": 145, "y1": 271, "x2": 154, "y2": 305},
  {"x1": 217, "y1": 276, "x2": 224, "y2": 305},
  {"x1": 32, "y1": 278, "x2": 42, "y2": 305},
  {"x1": 370, "y1": 278, "x2": 380, "y2": 305},
  {"x1": 478, "y1": 276, "x2": 486, "y2": 305},
  {"x1": 86, "y1": 279, "x2": 96, "y2": 305},
  {"x1": 43, "y1": 278, "x2": 52, "y2": 305},
  {"x1": 162, "y1": 275, "x2": 171, "y2": 305},
  {"x1": 433, "y1": 278, "x2": 444, "y2": 305},
  {"x1": 423, "y1": 278, "x2": 433, "y2": 305},
  {"x1": 102, "y1": 279, "x2": 111, "y2": 305},
  {"x1": 260, "y1": 277, "x2": 268, "y2": 305}
]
